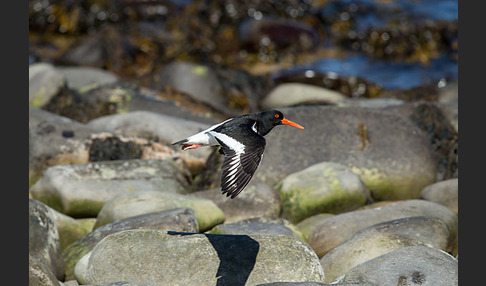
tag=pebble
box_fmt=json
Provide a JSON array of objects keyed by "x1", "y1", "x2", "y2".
[{"x1": 29, "y1": 107, "x2": 177, "y2": 187}]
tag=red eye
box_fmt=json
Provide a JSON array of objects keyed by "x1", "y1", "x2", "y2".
[{"x1": 275, "y1": 114, "x2": 279, "y2": 118}]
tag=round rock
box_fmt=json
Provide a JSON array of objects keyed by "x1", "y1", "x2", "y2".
[
  {"x1": 278, "y1": 162, "x2": 370, "y2": 223},
  {"x1": 320, "y1": 216, "x2": 450, "y2": 283},
  {"x1": 94, "y1": 191, "x2": 225, "y2": 232},
  {"x1": 83, "y1": 230, "x2": 325, "y2": 285},
  {"x1": 63, "y1": 208, "x2": 198, "y2": 281},
  {"x1": 29, "y1": 199, "x2": 65, "y2": 281},
  {"x1": 255, "y1": 105, "x2": 437, "y2": 201},
  {"x1": 421, "y1": 178, "x2": 458, "y2": 214},
  {"x1": 29, "y1": 62, "x2": 66, "y2": 108},
  {"x1": 261, "y1": 83, "x2": 345, "y2": 109},
  {"x1": 30, "y1": 158, "x2": 191, "y2": 217},
  {"x1": 341, "y1": 246, "x2": 458, "y2": 285},
  {"x1": 308, "y1": 199, "x2": 458, "y2": 257}
]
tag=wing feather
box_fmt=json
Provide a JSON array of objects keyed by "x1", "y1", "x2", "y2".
[{"x1": 213, "y1": 129, "x2": 265, "y2": 198}]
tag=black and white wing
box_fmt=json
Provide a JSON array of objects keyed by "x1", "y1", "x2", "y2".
[{"x1": 212, "y1": 131, "x2": 265, "y2": 198}]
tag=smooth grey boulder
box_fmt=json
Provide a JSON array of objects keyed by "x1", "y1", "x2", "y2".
[
  {"x1": 56, "y1": 66, "x2": 118, "y2": 90},
  {"x1": 261, "y1": 83, "x2": 345, "y2": 109},
  {"x1": 421, "y1": 178, "x2": 458, "y2": 214},
  {"x1": 87, "y1": 111, "x2": 209, "y2": 147},
  {"x1": 320, "y1": 216, "x2": 450, "y2": 283},
  {"x1": 278, "y1": 162, "x2": 370, "y2": 223},
  {"x1": 255, "y1": 105, "x2": 437, "y2": 201},
  {"x1": 29, "y1": 107, "x2": 96, "y2": 185},
  {"x1": 83, "y1": 230, "x2": 325, "y2": 285},
  {"x1": 151, "y1": 62, "x2": 237, "y2": 116},
  {"x1": 87, "y1": 110, "x2": 214, "y2": 161},
  {"x1": 29, "y1": 107, "x2": 176, "y2": 187},
  {"x1": 341, "y1": 246, "x2": 458, "y2": 285},
  {"x1": 94, "y1": 191, "x2": 225, "y2": 232},
  {"x1": 295, "y1": 213, "x2": 335, "y2": 243},
  {"x1": 308, "y1": 200, "x2": 458, "y2": 257},
  {"x1": 29, "y1": 62, "x2": 66, "y2": 108},
  {"x1": 63, "y1": 208, "x2": 198, "y2": 281},
  {"x1": 30, "y1": 158, "x2": 191, "y2": 217}
]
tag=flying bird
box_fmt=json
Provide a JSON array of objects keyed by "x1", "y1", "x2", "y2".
[{"x1": 172, "y1": 110, "x2": 304, "y2": 198}]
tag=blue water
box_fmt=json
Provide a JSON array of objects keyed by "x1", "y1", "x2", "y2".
[
  {"x1": 310, "y1": 54, "x2": 458, "y2": 89},
  {"x1": 311, "y1": 0, "x2": 458, "y2": 90}
]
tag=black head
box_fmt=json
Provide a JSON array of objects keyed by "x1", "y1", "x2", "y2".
[{"x1": 257, "y1": 110, "x2": 304, "y2": 136}]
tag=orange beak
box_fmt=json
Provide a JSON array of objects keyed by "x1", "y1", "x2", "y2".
[{"x1": 281, "y1": 118, "x2": 304, "y2": 129}]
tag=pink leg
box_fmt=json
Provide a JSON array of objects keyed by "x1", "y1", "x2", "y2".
[{"x1": 182, "y1": 144, "x2": 203, "y2": 151}]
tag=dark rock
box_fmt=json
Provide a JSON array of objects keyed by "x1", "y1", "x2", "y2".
[
  {"x1": 384, "y1": 102, "x2": 458, "y2": 181},
  {"x1": 239, "y1": 17, "x2": 320, "y2": 52}
]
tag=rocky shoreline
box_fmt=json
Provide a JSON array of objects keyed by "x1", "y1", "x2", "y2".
[
  {"x1": 29, "y1": 62, "x2": 457, "y2": 285},
  {"x1": 29, "y1": 0, "x2": 458, "y2": 285}
]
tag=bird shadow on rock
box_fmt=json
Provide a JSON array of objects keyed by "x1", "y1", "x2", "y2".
[{"x1": 168, "y1": 231, "x2": 260, "y2": 286}]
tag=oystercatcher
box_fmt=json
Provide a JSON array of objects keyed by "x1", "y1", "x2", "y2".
[{"x1": 172, "y1": 110, "x2": 304, "y2": 198}]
